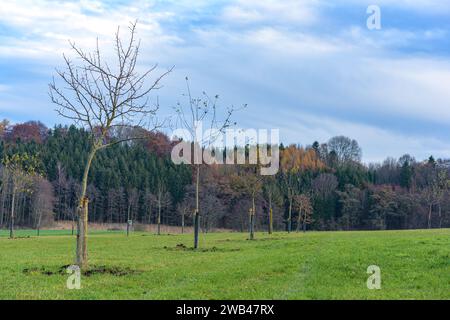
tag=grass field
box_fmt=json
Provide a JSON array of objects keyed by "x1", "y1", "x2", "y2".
[{"x1": 0, "y1": 228, "x2": 449, "y2": 299}]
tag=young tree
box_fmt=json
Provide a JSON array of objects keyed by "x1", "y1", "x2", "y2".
[
  {"x1": 173, "y1": 78, "x2": 241, "y2": 248},
  {"x1": 262, "y1": 176, "x2": 282, "y2": 234},
  {"x1": 0, "y1": 165, "x2": 8, "y2": 228},
  {"x1": 435, "y1": 170, "x2": 448, "y2": 228},
  {"x1": 49, "y1": 21, "x2": 171, "y2": 268},
  {"x1": 176, "y1": 201, "x2": 191, "y2": 234},
  {"x1": 126, "y1": 188, "x2": 139, "y2": 236},
  {"x1": 54, "y1": 162, "x2": 68, "y2": 221},
  {"x1": 32, "y1": 177, "x2": 55, "y2": 236},
  {"x1": 294, "y1": 194, "x2": 313, "y2": 232},
  {"x1": 422, "y1": 168, "x2": 448, "y2": 229},
  {"x1": 2, "y1": 153, "x2": 40, "y2": 238},
  {"x1": 230, "y1": 170, "x2": 262, "y2": 240},
  {"x1": 143, "y1": 189, "x2": 155, "y2": 224},
  {"x1": 280, "y1": 146, "x2": 301, "y2": 233},
  {"x1": 155, "y1": 183, "x2": 171, "y2": 235}
]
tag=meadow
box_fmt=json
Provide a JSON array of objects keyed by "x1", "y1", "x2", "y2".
[{"x1": 0, "y1": 228, "x2": 448, "y2": 299}]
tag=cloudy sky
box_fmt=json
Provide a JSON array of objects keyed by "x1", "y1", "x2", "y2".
[{"x1": 0, "y1": 0, "x2": 450, "y2": 163}]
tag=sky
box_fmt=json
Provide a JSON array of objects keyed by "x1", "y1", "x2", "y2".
[{"x1": 1, "y1": 0, "x2": 450, "y2": 163}]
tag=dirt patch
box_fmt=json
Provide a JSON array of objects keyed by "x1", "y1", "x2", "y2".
[
  {"x1": 163, "y1": 243, "x2": 240, "y2": 253},
  {"x1": 23, "y1": 265, "x2": 141, "y2": 277},
  {"x1": 23, "y1": 266, "x2": 63, "y2": 276},
  {"x1": 83, "y1": 265, "x2": 141, "y2": 277}
]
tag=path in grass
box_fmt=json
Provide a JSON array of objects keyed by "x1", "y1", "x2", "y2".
[{"x1": 0, "y1": 229, "x2": 448, "y2": 299}]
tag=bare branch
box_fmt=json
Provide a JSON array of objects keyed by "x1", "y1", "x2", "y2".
[{"x1": 49, "y1": 21, "x2": 171, "y2": 146}]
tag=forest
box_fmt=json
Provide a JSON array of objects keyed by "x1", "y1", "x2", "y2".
[{"x1": 1, "y1": 119, "x2": 449, "y2": 233}]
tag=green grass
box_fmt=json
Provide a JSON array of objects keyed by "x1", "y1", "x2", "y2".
[
  {"x1": 0, "y1": 229, "x2": 448, "y2": 299},
  {"x1": 0, "y1": 229, "x2": 122, "y2": 237}
]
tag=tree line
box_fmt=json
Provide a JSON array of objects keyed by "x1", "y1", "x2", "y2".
[{"x1": 1, "y1": 120, "x2": 449, "y2": 235}]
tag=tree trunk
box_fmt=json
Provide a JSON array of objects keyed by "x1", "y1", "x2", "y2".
[
  {"x1": 287, "y1": 197, "x2": 292, "y2": 233},
  {"x1": 76, "y1": 147, "x2": 97, "y2": 269},
  {"x1": 147, "y1": 202, "x2": 152, "y2": 224},
  {"x1": 438, "y1": 204, "x2": 442, "y2": 229},
  {"x1": 428, "y1": 204, "x2": 432, "y2": 229},
  {"x1": 9, "y1": 188, "x2": 16, "y2": 239},
  {"x1": 127, "y1": 203, "x2": 131, "y2": 237},
  {"x1": 204, "y1": 215, "x2": 208, "y2": 234},
  {"x1": 248, "y1": 210, "x2": 254, "y2": 240},
  {"x1": 249, "y1": 196, "x2": 256, "y2": 240},
  {"x1": 76, "y1": 198, "x2": 88, "y2": 268},
  {"x1": 268, "y1": 194, "x2": 273, "y2": 235},
  {"x1": 249, "y1": 213, "x2": 254, "y2": 240},
  {"x1": 71, "y1": 215, "x2": 74, "y2": 236},
  {"x1": 296, "y1": 209, "x2": 301, "y2": 232},
  {"x1": 269, "y1": 207, "x2": 273, "y2": 235},
  {"x1": 194, "y1": 165, "x2": 200, "y2": 249},
  {"x1": 181, "y1": 210, "x2": 185, "y2": 234},
  {"x1": 157, "y1": 197, "x2": 161, "y2": 235},
  {"x1": 37, "y1": 209, "x2": 42, "y2": 237},
  {"x1": 0, "y1": 185, "x2": 7, "y2": 227},
  {"x1": 303, "y1": 211, "x2": 307, "y2": 233},
  {"x1": 194, "y1": 210, "x2": 199, "y2": 247}
]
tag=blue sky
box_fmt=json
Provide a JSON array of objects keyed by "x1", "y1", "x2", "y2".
[{"x1": 1, "y1": 0, "x2": 450, "y2": 163}]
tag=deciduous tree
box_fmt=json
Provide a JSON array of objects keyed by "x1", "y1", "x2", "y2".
[{"x1": 49, "y1": 21, "x2": 171, "y2": 268}]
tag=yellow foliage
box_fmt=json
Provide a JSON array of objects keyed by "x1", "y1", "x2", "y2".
[{"x1": 280, "y1": 145, "x2": 325, "y2": 173}]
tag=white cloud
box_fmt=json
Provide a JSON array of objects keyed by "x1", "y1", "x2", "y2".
[
  {"x1": 338, "y1": 0, "x2": 450, "y2": 14},
  {"x1": 222, "y1": 0, "x2": 319, "y2": 25},
  {"x1": 259, "y1": 109, "x2": 450, "y2": 163},
  {"x1": 378, "y1": 0, "x2": 450, "y2": 14},
  {"x1": 0, "y1": 0, "x2": 177, "y2": 60},
  {"x1": 245, "y1": 28, "x2": 345, "y2": 55}
]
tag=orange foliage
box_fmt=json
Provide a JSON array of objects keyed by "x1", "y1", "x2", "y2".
[{"x1": 280, "y1": 145, "x2": 325, "y2": 173}]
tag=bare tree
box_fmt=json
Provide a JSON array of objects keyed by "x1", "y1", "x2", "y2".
[
  {"x1": 0, "y1": 165, "x2": 8, "y2": 228},
  {"x1": 231, "y1": 170, "x2": 262, "y2": 240},
  {"x1": 49, "y1": 21, "x2": 171, "y2": 268},
  {"x1": 2, "y1": 153, "x2": 40, "y2": 238},
  {"x1": 435, "y1": 170, "x2": 449, "y2": 228},
  {"x1": 201, "y1": 188, "x2": 226, "y2": 234},
  {"x1": 294, "y1": 194, "x2": 313, "y2": 232},
  {"x1": 312, "y1": 173, "x2": 338, "y2": 198},
  {"x1": 177, "y1": 201, "x2": 192, "y2": 234},
  {"x1": 327, "y1": 136, "x2": 362, "y2": 164},
  {"x1": 54, "y1": 162, "x2": 67, "y2": 221},
  {"x1": 173, "y1": 77, "x2": 242, "y2": 248},
  {"x1": 32, "y1": 177, "x2": 55, "y2": 236},
  {"x1": 155, "y1": 184, "x2": 171, "y2": 235},
  {"x1": 262, "y1": 176, "x2": 282, "y2": 234},
  {"x1": 126, "y1": 188, "x2": 139, "y2": 236},
  {"x1": 423, "y1": 168, "x2": 448, "y2": 229}
]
